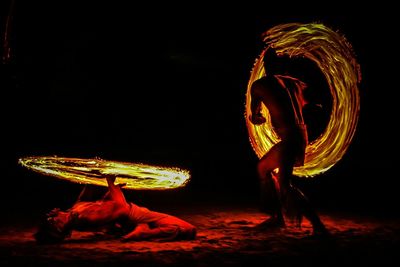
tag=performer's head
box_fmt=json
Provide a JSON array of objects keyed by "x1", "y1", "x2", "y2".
[
  {"x1": 262, "y1": 47, "x2": 289, "y2": 75},
  {"x1": 34, "y1": 208, "x2": 74, "y2": 244}
]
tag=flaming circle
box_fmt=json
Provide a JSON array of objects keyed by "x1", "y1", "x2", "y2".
[
  {"x1": 18, "y1": 156, "x2": 191, "y2": 190},
  {"x1": 245, "y1": 23, "x2": 361, "y2": 177}
]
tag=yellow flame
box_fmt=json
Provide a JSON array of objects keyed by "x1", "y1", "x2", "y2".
[
  {"x1": 18, "y1": 156, "x2": 191, "y2": 190},
  {"x1": 245, "y1": 23, "x2": 361, "y2": 178}
]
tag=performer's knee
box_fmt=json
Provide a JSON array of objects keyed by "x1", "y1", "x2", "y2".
[{"x1": 257, "y1": 161, "x2": 274, "y2": 180}]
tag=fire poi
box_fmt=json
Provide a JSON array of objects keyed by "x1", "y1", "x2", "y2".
[{"x1": 19, "y1": 156, "x2": 190, "y2": 190}]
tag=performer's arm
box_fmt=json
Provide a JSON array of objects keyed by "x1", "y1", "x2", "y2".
[
  {"x1": 104, "y1": 174, "x2": 128, "y2": 206},
  {"x1": 249, "y1": 82, "x2": 266, "y2": 125}
]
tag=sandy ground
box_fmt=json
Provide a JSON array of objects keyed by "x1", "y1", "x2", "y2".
[{"x1": 1, "y1": 206, "x2": 399, "y2": 267}]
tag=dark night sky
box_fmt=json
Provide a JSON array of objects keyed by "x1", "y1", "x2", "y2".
[{"x1": 1, "y1": 1, "x2": 399, "y2": 219}]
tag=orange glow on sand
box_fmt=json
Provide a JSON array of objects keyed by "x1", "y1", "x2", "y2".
[
  {"x1": 18, "y1": 156, "x2": 191, "y2": 190},
  {"x1": 245, "y1": 23, "x2": 361, "y2": 178}
]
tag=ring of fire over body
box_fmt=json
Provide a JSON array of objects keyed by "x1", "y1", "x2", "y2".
[{"x1": 18, "y1": 156, "x2": 191, "y2": 190}]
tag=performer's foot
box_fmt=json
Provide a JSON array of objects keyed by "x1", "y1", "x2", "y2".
[
  {"x1": 121, "y1": 233, "x2": 141, "y2": 242},
  {"x1": 312, "y1": 224, "x2": 331, "y2": 238},
  {"x1": 255, "y1": 217, "x2": 285, "y2": 230}
]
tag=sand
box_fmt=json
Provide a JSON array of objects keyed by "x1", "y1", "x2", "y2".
[{"x1": 1, "y1": 206, "x2": 399, "y2": 266}]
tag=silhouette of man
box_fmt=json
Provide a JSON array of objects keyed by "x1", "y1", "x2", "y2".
[{"x1": 248, "y1": 47, "x2": 328, "y2": 235}]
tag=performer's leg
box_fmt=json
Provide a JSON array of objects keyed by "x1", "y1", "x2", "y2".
[
  {"x1": 122, "y1": 221, "x2": 196, "y2": 241},
  {"x1": 102, "y1": 183, "x2": 127, "y2": 200},
  {"x1": 256, "y1": 143, "x2": 285, "y2": 228},
  {"x1": 259, "y1": 172, "x2": 282, "y2": 218},
  {"x1": 278, "y1": 162, "x2": 329, "y2": 235},
  {"x1": 105, "y1": 175, "x2": 129, "y2": 207},
  {"x1": 290, "y1": 185, "x2": 329, "y2": 235},
  {"x1": 122, "y1": 223, "x2": 173, "y2": 241}
]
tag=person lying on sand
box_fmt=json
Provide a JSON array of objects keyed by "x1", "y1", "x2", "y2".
[{"x1": 34, "y1": 175, "x2": 196, "y2": 244}]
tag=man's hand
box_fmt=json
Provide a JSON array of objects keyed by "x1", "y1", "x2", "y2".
[{"x1": 249, "y1": 113, "x2": 266, "y2": 125}]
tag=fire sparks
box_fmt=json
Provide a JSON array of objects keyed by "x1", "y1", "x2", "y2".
[
  {"x1": 245, "y1": 23, "x2": 361, "y2": 178},
  {"x1": 18, "y1": 156, "x2": 191, "y2": 190}
]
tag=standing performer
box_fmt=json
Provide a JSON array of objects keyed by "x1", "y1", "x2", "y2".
[{"x1": 248, "y1": 47, "x2": 328, "y2": 236}]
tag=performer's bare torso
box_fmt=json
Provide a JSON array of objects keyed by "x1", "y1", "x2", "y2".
[
  {"x1": 252, "y1": 75, "x2": 307, "y2": 141},
  {"x1": 68, "y1": 200, "x2": 127, "y2": 230}
]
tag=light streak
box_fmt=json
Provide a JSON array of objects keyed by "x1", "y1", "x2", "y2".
[{"x1": 19, "y1": 156, "x2": 191, "y2": 190}]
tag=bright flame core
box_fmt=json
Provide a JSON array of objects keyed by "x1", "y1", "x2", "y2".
[
  {"x1": 19, "y1": 156, "x2": 191, "y2": 190},
  {"x1": 245, "y1": 23, "x2": 361, "y2": 178}
]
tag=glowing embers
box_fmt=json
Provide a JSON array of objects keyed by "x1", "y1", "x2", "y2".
[
  {"x1": 19, "y1": 156, "x2": 190, "y2": 190},
  {"x1": 245, "y1": 23, "x2": 361, "y2": 178}
]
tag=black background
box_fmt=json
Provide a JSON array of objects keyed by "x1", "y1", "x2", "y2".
[{"x1": 1, "y1": 1, "x2": 399, "y2": 221}]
